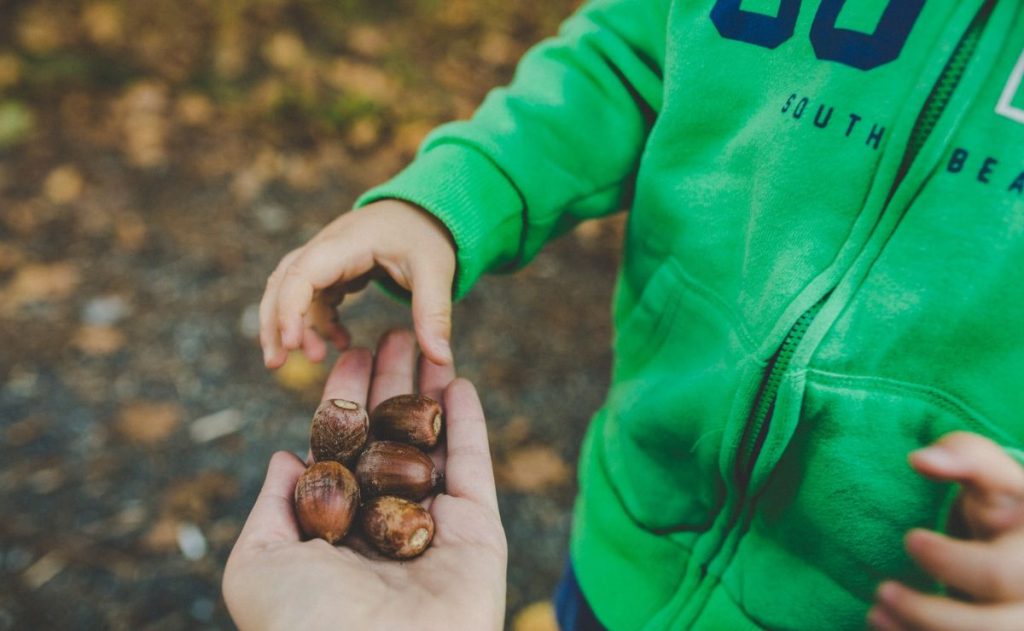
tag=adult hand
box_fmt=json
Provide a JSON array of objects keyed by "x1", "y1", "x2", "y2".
[
  {"x1": 868, "y1": 432, "x2": 1024, "y2": 630},
  {"x1": 224, "y1": 331, "x2": 507, "y2": 631}
]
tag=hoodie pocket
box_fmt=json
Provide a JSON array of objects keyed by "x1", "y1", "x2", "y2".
[
  {"x1": 726, "y1": 374, "x2": 1018, "y2": 630},
  {"x1": 602, "y1": 259, "x2": 754, "y2": 532}
]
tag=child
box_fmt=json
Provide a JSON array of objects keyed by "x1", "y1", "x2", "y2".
[{"x1": 256, "y1": 0, "x2": 1024, "y2": 628}]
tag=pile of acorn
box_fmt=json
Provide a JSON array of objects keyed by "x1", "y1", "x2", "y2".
[{"x1": 293, "y1": 394, "x2": 444, "y2": 559}]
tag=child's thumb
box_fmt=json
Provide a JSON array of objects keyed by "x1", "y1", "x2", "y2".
[{"x1": 410, "y1": 257, "x2": 455, "y2": 365}]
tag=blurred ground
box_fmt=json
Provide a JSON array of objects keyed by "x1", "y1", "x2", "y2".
[{"x1": 0, "y1": 1, "x2": 628, "y2": 629}]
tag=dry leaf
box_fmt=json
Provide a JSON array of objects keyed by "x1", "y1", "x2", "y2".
[
  {"x1": 17, "y1": 7, "x2": 66, "y2": 54},
  {"x1": 73, "y1": 325, "x2": 125, "y2": 356},
  {"x1": 116, "y1": 81, "x2": 169, "y2": 168},
  {"x1": 513, "y1": 601, "x2": 558, "y2": 631},
  {"x1": 142, "y1": 517, "x2": 180, "y2": 552},
  {"x1": 347, "y1": 25, "x2": 387, "y2": 57},
  {"x1": 0, "y1": 54, "x2": 22, "y2": 90},
  {"x1": 275, "y1": 351, "x2": 327, "y2": 393},
  {"x1": 479, "y1": 32, "x2": 517, "y2": 66},
  {"x1": 81, "y1": 2, "x2": 123, "y2": 46},
  {"x1": 176, "y1": 93, "x2": 214, "y2": 126},
  {"x1": 394, "y1": 121, "x2": 435, "y2": 155},
  {"x1": 115, "y1": 212, "x2": 148, "y2": 251},
  {"x1": 115, "y1": 401, "x2": 182, "y2": 445},
  {"x1": 263, "y1": 32, "x2": 306, "y2": 71},
  {"x1": 1, "y1": 262, "x2": 80, "y2": 311},
  {"x1": 21, "y1": 552, "x2": 66, "y2": 590},
  {"x1": 162, "y1": 471, "x2": 239, "y2": 522},
  {"x1": 5, "y1": 416, "x2": 48, "y2": 447},
  {"x1": 346, "y1": 117, "x2": 381, "y2": 151},
  {"x1": 325, "y1": 58, "x2": 396, "y2": 102},
  {"x1": 0, "y1": 242, "x2": 25, "y2": 272},
  {"x1": 214, "y1": 25, "x2": 248, "y2": 79},
  {"x1": 494, "y1": 415, "x2": 532, "y2": 449},
  {"x1": 43, "y1": 165, "x2": 85, "y2": 204},
  {"x1": 496, "y1": 446, "x2": 570, "y2": 492}
]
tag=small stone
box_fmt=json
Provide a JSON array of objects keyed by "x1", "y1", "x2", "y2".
[
  {"x1": 21, "y1": 551, "x2": 65, "y2": 590},
  {"x1": 4, "y1": 547, "x2": 33, "y2": 572},
  {"x1": 189, "y1": 598, "x2": 215, "y2": 622},
  {"x1": 189, "y1": 408, "x2": 244, "y2": 443},
  {"x1": 176, "y1": 522, "x2": 207, "y2": 560},
  {"x1": 252, "y1": 202, "x2": 289, "y2": 234},
  {"x1": 239, "y1": 303, "x2": 260, "y2": 339},
  {"x1": 28, "y1": 468, "x2": 63, "y2": 494},
  {"x1": 81, "y1": 294, "x2": 131, "y2": 326}
]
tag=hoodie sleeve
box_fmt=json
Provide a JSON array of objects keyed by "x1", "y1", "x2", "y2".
[{"x1": 355, "y1": 0, "x2": 669, "y2": 298}]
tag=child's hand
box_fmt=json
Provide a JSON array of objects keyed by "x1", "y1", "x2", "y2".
[
  {"x1": 868, "y1": 432, "x2": 1024, "y2": 630},
  {"x1": 259, "y1": 199, "x2": 456, "y2": 369}
]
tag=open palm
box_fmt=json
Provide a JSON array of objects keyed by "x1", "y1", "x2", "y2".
[{"x1": 224, "y1": 331, "x2": 507, "y2": 631}]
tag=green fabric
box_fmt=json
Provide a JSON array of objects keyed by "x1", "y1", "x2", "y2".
[{"x1": 358, "y1": 0, "x2": 1024, "y2": 628}]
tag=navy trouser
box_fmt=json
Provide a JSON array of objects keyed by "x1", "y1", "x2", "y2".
[{"x1": 554, "y1": 562, "x2": 606, "y2": 631}]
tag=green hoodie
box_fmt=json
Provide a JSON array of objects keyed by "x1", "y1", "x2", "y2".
[{"x1": 357, "y1": 0, "x2": 1024, "y2": 628}]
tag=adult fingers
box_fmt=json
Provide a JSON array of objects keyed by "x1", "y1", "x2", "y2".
[
  {"x1": 910, "y1": 432, "x2": 1024, "y2": 537},
  {"x1": 418, "y1": 351, "x2": 456, "y2": 403},
  {"x1": 409, "y1": 254, "x2": 455, "y2": 366},
  {"x1": 419, "y1": 352, "x2": 457, "y2": 473},
  {"x1": 236, "y1": 451, "x2": 307, "y2": 547},
  {"x1": 368, "y1": 330, "x2": 417, "y2": 411},
  {"x1": 442, "y1": 379, "x2": 498, "y2": 513},
  {"x1": 905, "y1": 529, "x2": 1024, "y2": 602},
  {"x1": 874, "y1": 581, "x2": 1024, "y2": 631},
  {"x1": 321, "y1": 348, "x2": 374, "y2": 408}
]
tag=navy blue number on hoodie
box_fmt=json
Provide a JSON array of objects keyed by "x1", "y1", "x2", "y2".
[{"x1": 711, "y1": 0, "x2": 926, "y2": 71}]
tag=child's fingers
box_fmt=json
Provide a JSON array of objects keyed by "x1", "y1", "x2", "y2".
[
  {"x1": 910, "y1": 432, "x2": 1024, "y2": 537},
  {"x1": 301, "y1": 326, "x2": 327, "y2": 363},
  {"x1": 309, "y1": 290, "x2": 351, "y2": 351},
  {"x1": 275, "y1": 236, "x2": 375, "y2": 352},
  {"x1": 905, "y1": 528, "x2": 1024, "y2": 602},
  {"x1": 409, "y1": 254, "x2": 455, "y2": 366},
  {"x1": 259, "y1": 249, "x2": 302, "y2": 368},
  {"x1": 874, "y1": 580, "x2": 1024, "y2": 631},
  {"x1": 911, "y1": 433, "x2": 1024, "y2": 492}
]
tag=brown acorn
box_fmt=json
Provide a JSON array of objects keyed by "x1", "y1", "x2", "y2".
[
  {"x1": 360, "y1": 496, "x2": 435, "y2": 559},
  {"x1": 310, "y1": 399, "x2": 369, "y2": 463},
  {"x1": 370, "y1": 394, "x2": 443, "y2": 449},
  {"x1": 294, "y1": 461, "x2": 360, "y2": 544},
  {"x1": 356, "y1": 441, "x2": 444, "y2": 501}
]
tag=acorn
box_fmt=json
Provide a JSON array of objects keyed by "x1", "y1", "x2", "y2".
[
  {"x1": 310, "y1": 399, "x2": 369, "y2": 463},
  {"x1": 356, "y1": 441, "x2": 444, "y2": 501},
  {"x1": 360, "y1": 496, "x2": 435, "y2": 559},
  {"x1": 294, "y1": 461, "x2": 360, "y2": 544},
  {"x1": 371, "y1": 394, "x2": 443, "y2": 450}
]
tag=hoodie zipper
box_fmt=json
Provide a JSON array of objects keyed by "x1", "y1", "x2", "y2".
[{"x1": 734, "y1": 0, "x2": 996, "y2": 492}]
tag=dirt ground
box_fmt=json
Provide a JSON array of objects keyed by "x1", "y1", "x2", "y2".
[{"x1": 0, "y1": 1, "x2": 631, "y2": 629}]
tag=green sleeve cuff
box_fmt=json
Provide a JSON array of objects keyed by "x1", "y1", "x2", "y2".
[{"x1": 354, "y1": 142, "x2": 524, "y2": 300}]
